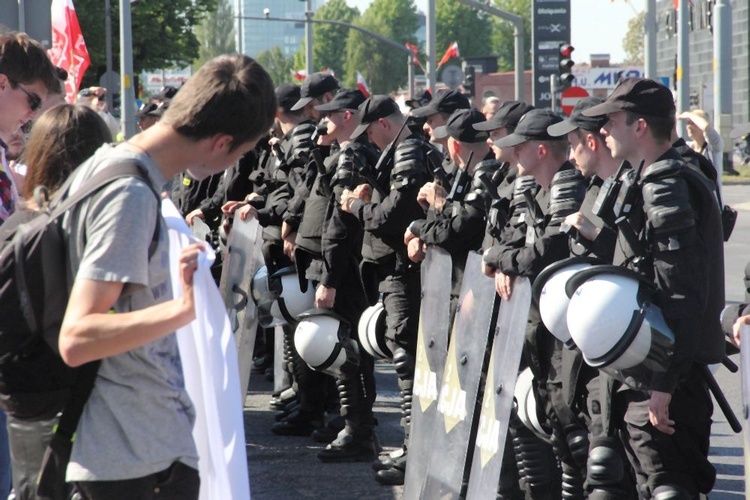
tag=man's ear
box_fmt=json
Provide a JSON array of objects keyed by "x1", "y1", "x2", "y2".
[
  {"x1": 586, "y1": 132, "x2": 598, "y2": 151},
  {"x1": 209, "y1": 133, "x2": 234, "y2": 154}
]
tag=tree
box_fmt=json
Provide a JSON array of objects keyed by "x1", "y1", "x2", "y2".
[
  {"x1": 436, "y1": 0, "x2": 493, "y2": 62},
  {"x1": 194, "y1": 0, "x2": 236, "y2": 70},
  {"x1": 491, "y1": 0, "x2": 532, "y2": 72},
  {"x1": 622, "y1": 11, "x2": 645, "y2": 65},
  {"x1": 313, "y1": 0, "x2": 360, "y2": 78},
  {"x1": 257, "y1": 47, "x2": 296, "y2": 87},
  {"x1": 74, "y1": 0, "x2": 217, "y2": 86},
  {"x1": 344, "y1": 0, "x2": 418, "y2": 93}
]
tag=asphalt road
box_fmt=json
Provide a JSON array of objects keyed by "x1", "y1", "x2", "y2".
[{"x1": 243, "y1": 183, "x2": 750, "y2": 499}]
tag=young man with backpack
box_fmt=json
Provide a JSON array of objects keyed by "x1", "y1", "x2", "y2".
[{"x1": 55, "y1": 54, "x2": 275, "y2": 498}]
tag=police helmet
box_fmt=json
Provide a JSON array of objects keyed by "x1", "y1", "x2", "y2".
[
  {"x1": 294, "y1": 308, "x2": 360, "y2": 378},
  {"x1": 357, "y1": 302, "x2": 392, "y2": 360},
  {"x1": 256, "y1": 266, "x2": 315, "y2": 327},
  {"x1": 513, "y1": 368, "x2": 552, "y2": 443}
]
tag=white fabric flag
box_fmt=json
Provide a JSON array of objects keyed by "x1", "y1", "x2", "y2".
[{"x1": 162, "y1": 199, "x2": 251, "y2": 500}]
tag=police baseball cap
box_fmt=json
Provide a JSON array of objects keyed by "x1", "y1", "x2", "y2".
[
  {"x1": 582, "y1": 78, "x2": 675, "y2": 119},
  {"x1": 547, "y1": 97, "x2": 608, "y2": 137},
  {"x1": 405, "y1": 89, "x2": 432, "y2": 110},
  {"x1": 291, "y1": 72, "x2": 340, "y2": 111},
  {"x1": 473, "y1": 100, "x2": 535, "y2": 131},
  {"x1": 315, "y1": 88, "x2": 367, "y2": 112},
  {"x1": 433, "y1": 109, "x2": 489, "y2": 143},
  {"x1": 136, "y1": 102, "x2": 166, "y2": 120},
  {"x1": 410, "y1": 89, "x2": 470, "y2": 118},
  {"x1": 350, "y1": 95, "x2": 400, "y2": 139},
  {"x1": 494, "y1": 109, "x2": 565, "y2": 148},
  {"x1": 276, "y1": 84, "x2": 301, "y2": 113}
]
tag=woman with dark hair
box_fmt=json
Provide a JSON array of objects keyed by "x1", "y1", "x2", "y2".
[
  {"x1": 21, "y1": 103, "x2": 112, "y2": 200},
  {"x1": 6, "y1": 102, "x2": 111, "y2": 500}
]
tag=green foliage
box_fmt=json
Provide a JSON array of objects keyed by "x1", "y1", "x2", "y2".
[
  {"x1": 343, "y1": 0, "x2": 417, "y2": 93},
  {"x1": 622, "y1": 11, "x2": 645, "y2": 65},
  {"x1": 257, "y1": 46, "x2": 296, "y2": 87},
  {"x1": 436, "y1": 0, "x2": 493, "y2": 61},
  {"x1": 313, "y1": 0, "x2": 360, "y2": 77},
  {"x1": 75, "y1": 0, "x2": 217, "y2": 86},
  {"x1": 194, "y1": 0, "x2": 236, "y2": 71},
  {"x1": 491, "y1": 0, "x2": 532, "y2": 72}
]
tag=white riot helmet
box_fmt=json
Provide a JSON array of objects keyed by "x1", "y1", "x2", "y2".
[
  {"x1": 294, "y1": 308, "x2": 360, "y2": 378},
  {"x1": 565, "y1": 265, "x2": 675, "y2": 390},
  {"x1": 533, "y1": 257, "x2": 602, "y2": 347},
  {"x1": 357, "y1": 302, "x2": 392, "y2": 360},
  {"x1": 256, "y1": 266, "x2": 315, "y2": 327},
  {"x1": 513, "y1": 368, "x2": 552, "y2": 443}
]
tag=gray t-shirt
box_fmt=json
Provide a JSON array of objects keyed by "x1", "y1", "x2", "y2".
[{"x1": 62, "y1": 144, "x2": 198, "y2": 481}]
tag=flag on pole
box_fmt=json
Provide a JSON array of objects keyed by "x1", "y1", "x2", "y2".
[
  {"x1": 437, "y1": 42, "x2": 460, "y2": 67},
  {"x1": 48, "y1": 0, "x2": 90, "y2": 103},
  {"x1": 405, "y1": 42, "x2": 423, "y2": 69},
  {"x1": 356, "y1": 71, "x2": 371, "y2": 98}
]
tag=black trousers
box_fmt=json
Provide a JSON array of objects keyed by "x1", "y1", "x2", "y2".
[
  {"x1": 612, "y1": 365, "x2": 715, "y2": 497},
  {"x1": 75, "y1": 462, "x2": 199, "y2": 500}
]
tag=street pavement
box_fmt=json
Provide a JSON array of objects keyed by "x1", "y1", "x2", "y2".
[{"x1": 243, "y1": 183, "x2": 750, "y2": 499}]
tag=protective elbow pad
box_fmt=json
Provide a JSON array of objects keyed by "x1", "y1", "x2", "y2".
[
  {"x1": 391, "y1": 140, "x2": 429, "y2": 191},
  {"x1": 548, "y1": 169, "x2": 586, "y2": 223},
  {"x1": 642, "y1": 175, "x2": 696, "y2": 251},
  {"x1": 289, "y1": 123, "x2": 316, "y2": 162},
  {"x1": 509, "y1": 175, "x2": 538, "y2": 217}
]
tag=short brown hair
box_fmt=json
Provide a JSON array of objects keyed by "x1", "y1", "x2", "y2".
[
  {"x1": 625, "y1": 111, "x2": 674, "y2": 143},
  {"x1": 22, "y1": 104, "x2": 112, "y2": 198},
  {"x1": 0, "y1": 32, "x2": 59, "y2": 94},
  {"x1": 161, "y1": 54, "x2": 276, "y2": 151}
]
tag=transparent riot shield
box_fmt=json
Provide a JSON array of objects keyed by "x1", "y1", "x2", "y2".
[
  {"x1": 190, "y1": 217, "x2": 212, "y2": 244},
  {"x1": 403, "y1": 246, "x2": 453, "y2": 500},
  {"x1": 466, "y1": 277, "x2": 531, "y2": 499},
  {"x1": 219, "y1": 216, "x2": 264, "y2": 401},
  {"x1": 419, "y1": 251, "x2": 498, "y2": 499},
  {"x1": 742, "y1": 324, "x2": 750, "y2": 498}
]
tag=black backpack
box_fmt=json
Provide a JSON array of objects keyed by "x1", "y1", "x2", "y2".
[{"x1": 0, "y1": 161, "x2": 159, "y2": 420}]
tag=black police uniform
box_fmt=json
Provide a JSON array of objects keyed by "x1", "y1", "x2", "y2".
[
  {"x1": 607, "y1": 148, "x2": 725, "y2": 498},
  {"x1": 485, "y1": 162, "x2": 590, "y2": 498}
]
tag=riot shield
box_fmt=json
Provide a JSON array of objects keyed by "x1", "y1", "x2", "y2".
[
  {"x1": 466, "y1": 277, "x2": 531, "y2": 499},
  {"x1": 403, "y1": 246, "x2": 453, "y2": 500},
  {"x1": 190, "y1": 217, "x2": 212, "y2": 243},
  {"x1": 219, "y1": 216, "x2": 265, "y2": 401},
  {"x1": 742, "y1": 324, "x2": 750, "y2": 498},
  {"x1": 419, "y1": 251, "x2": 498, "y2": 499}
]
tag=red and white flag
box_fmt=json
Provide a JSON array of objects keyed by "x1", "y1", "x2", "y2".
[
  {"x1": 405, "y1": 42, "x2": 422, "y2": 69},
  {"x1": 437, "y1": 41, "x2": 460, "y2": 67},
  {"x1": 48, "y1": 0, "x2": 90, "y2": 103},
  {"x1": 356, "y1": 71, "x2": 371, "y2": 98},
  {"x1": 292, "y1": 69, "x2": 308, "y2": 81}
]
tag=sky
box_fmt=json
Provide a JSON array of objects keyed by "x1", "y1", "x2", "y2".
[{"x1": 344, "y1": 0, "x2": 642, "y2": 65}]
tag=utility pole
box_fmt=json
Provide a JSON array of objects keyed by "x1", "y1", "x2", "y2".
[
  {"x1": 105, "y1": 0, "x2": 114, "y2": 111},
  {"x1": 644, "y1": 0, "x2": 657, "y2": 79},
  {"x1": 714, "y1": 0, "x2": 732, "y2": 179},
  {"x1": 676, "y1": 0, "x2": 689, "y2": 138},
  {"x1": 17, "y1": 0, "x2": 25, "y2": 32},
  {"x1": 455, "y1": 0, "x2": 525, "y2": 102},
  {"x1": 236, "y1": 0, "x2": 243, "y2": 54},
  {"x1": 426, "y1": 0, "x2": 436, "y2": 93},
  {"x1": 120, "y1": 0, "x2": 136, "y2": 139},
  {"x1": 305, "y1": 0, "x2": 313, "y2": 75}
]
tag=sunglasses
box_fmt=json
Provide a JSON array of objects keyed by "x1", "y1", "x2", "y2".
[{"x1": 10, "y1": 80, "x2": 42, "y2": 112}]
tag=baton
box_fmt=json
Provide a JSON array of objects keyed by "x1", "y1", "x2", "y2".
[{"x1": 699, "y1": 364, "x2": 742, "y2": 433}]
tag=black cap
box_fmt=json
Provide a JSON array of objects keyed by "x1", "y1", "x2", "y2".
[
  {"x1": 136, "y1": 102, "x2": 166, "y2": 120},
  {"x1": 314, "y1": 88, "x2": 367, "y2": 112},
  {"x1": 433, "y1": 109, "x2": 489, "y2": 143},
  {"x1": 291, "y1": 72, "x2": 339, "y2": 111},
  {"x1": 405, "y1": 90, "x2": 432, "y2": 110},
  {"x1": 473, "y1": 100, "x2": 535, "y2": 131},
  {"x1": 582, "y1": 78, "x2": 675, "y2": 119},
  {"x1": 494, "y1": 109, "x2": 565, "y2": 147},
  {"x1": 157, "y1": 86, "x2": 179, "y2": 101},
  {"x1": 411, "y1": 89, "x2": 470, "y2": 118},
  {"x1": 350, "y1": 95, "x2": 400, "y2": 139},
  {"x1": 547, "y1": 97, "x2": 609, "y2": 137},
  {"x1": 276, "y1": 84, "x2": 301, "y2": 113}
]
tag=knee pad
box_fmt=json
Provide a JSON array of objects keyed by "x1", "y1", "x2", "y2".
[
  {"x1": 587, "y1": 437, "x2": 625, "y2": 487},
  {"x1": 651, "y1": 484, "x2": 692, "y2": 500},
  {"x1": 393, "y1": 348, "x2": 415, "y2": 381},
  {"x1": 566, "y1": 427, "x2": 590, "y2": 469}
]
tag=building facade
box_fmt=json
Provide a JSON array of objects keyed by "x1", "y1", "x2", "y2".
[
  {"x1": 655, "y1": 0, "x2": 749, "y2": 126},
  {"x1": 240, "y1": 0, "x2": 324, "y2": 58}
]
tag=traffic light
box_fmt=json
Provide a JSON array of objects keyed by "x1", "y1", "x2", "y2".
[
  {"x1": 559, "y1": 44, "x2": 575, "y2": 89},
  {"x1": 464, "y1": 65, "x2": 476, "y2": 99}
]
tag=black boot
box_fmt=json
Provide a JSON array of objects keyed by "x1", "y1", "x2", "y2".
[
  {"x1": 375, "y1": 453, "x2": 407, "y2": 485},
  {"x1": 271, "y1": 409, "x2": 323, "y2": 437},
  {"x1": 311, "y1": 414, "x2": 345, "y2": 443}
]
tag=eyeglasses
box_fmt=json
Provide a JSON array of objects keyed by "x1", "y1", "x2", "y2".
[{"x1": 10, "y1": 80, "x2": 42, "y2": 113}]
